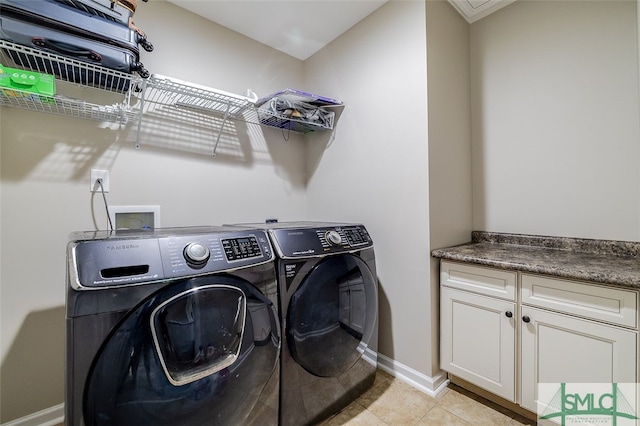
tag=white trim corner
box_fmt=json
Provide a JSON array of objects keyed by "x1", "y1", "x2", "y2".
[{"x1": 376, "y1": 352, "x2": 449, "y2": 398}]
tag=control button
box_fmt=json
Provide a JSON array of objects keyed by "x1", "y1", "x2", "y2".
[
  {"x1": 183, "y1": 242, "x2": 210, "y2": 266},
  {"x1": 325, "y1": 230, "x2": 342, "y2": 246}
]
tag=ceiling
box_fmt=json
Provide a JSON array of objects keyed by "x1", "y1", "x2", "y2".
[
  {"x1": 166, "y1": 0, "x2": 516, "y2": 61},
  {"x1": 166, "y1": 0, "x2": 389, "y2": 60}
]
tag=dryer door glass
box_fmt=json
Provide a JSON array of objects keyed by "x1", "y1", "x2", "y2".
[
  {"x1": 287, "y1": 254, "x2": 377, "y2": 377},
  {"x1": 83, "y1": 275, "x2": 280, "y2": 426}
]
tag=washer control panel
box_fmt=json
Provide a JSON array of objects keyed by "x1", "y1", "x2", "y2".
[
  {"x1": 270, "y1": 224, "x2": 372, "y2": 258},
  {"x1": 160, "y1": 232, "x2": 272, "y2": 278},
  {"x1": 70, "y1": 229, "x2": 274, "y2": 289}
]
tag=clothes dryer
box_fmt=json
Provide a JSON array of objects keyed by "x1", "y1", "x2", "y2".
[
  {"x1": 66, "y1": 227, "x2": 280, "y2": 426},
  {"x1": 235, "y1": 222, "x2": 379, "y2": 425}
]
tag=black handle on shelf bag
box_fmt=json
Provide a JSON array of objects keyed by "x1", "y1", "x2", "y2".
[
  {"x1": 32, "y1": 37, "x2": 102, "y2": 62},
  {"x1": 132, "y1": 62, "x2": 149, "y2": 78}
]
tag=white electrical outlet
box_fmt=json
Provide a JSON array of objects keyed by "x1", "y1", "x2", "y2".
[{"x1": 90, "y1": 169, "x2": 110, "y2": 193}]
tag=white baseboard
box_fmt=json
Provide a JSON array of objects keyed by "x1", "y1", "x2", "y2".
[
  {"x1": 363, "y1": 346, "x2": 378, "y2": 367},
  {"x1": 377, "y1": 352, "x2": 450, "y2": 398},
  {"x1": 1, "y1": 403, "x2": 63, "y2": 426}
]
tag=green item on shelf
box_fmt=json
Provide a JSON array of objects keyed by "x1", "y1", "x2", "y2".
[{"x1": 0, "y1": 64, "x2": 56, "y2": 100}]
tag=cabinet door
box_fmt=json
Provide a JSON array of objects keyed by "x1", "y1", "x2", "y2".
[
  {"x1": 520, "y1": 306, "x2": 638, "y2": 413},
  {"x1": 441, "y1": 287, "x2": 516, "y2": 401}
]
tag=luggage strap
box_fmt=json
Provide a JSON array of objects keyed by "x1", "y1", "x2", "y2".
[
  {"x1": 128, "y1": 17, "x2": 147, "y2": 39},
  {"x1": 113, "y1": 0, "x2": 137, "y2": 13}
]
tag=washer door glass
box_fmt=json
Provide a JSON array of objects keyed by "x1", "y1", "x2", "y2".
[
  {"x1": 83, "y1": 275, "x2": 279, "y2": 426},
  {"x1": 287, "y1": 254, "x2": 377, "y2": 377},
  {"x1": 151, "y1": 285, "x2": 246, "y2": 386}
]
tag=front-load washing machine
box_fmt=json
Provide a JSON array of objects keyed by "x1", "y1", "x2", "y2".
[
  {"x1": 66, "y1": 226, "x2": 280, "y2": 426},
  {"x1": 234, "y1": 222, "x2": 378, "y2": 425}
]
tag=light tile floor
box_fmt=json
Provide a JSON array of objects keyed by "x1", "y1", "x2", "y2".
[
  {"x1": 56, "y1": 370, "x2": 535, "y2": 426},
  {"x1": 322, "y1": 370, "x2": 536, "y2": 426}
]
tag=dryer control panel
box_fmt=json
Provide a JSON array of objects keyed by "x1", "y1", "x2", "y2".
[{"x1": 270, "y1": 224, "x2": 372, "y2": 259}]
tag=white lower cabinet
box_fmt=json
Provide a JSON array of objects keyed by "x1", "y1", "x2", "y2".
[
  {"x1": 440, "y1": 261, "x2": 639, "y2": 417},
  {"x1": 440, "y1": 287, "x2": 516, "y2": 401},
  {"x1": 520, "y1": 304, "x2": 638, "y2": 413}
]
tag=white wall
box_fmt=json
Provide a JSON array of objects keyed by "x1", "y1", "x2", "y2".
[
  {"x1": 426, "y1": 0, "x2": 473, "y2": 376},
  {"x1": 304, "y1": 1, "x2": 433, "y2": 374},
  {"x1": 471, "y1": 0, "x2": 640, "y2": 241},
  {"x1": 0, "y1": 1, "x2": 307, "y2": 422}
]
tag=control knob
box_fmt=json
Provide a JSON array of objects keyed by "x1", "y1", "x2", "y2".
[
  {"x1": 183, "y1": 242, "x2": 210, "y2": 267},
  {"x1": 325, "y1": 230, "x2": 343, "y2": 246}
]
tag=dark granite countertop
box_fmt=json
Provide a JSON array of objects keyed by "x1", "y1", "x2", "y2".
[{"x1": 431, "y1": 231, "x2": 640, "y2": 289}]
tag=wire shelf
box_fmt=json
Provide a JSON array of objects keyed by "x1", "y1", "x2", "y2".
[
  {"x1": 254, "y1": 89, "x2": 341, "y2": 133},
  {"x1": 137, "y1": 74, "x2": 256, "y2": 118},
  {"x1": 0, "y1": 40, "x2": 340, "y2": 143},
  {"x1": 0, "y1": 40, "x2": 139, "y2": 93},
  {"x1": 0, "y1": 89, "x2": 134, "y2": 123},
  {"x1": 0, "y1": 40, "x2": 136, "y2": 123},
  {"x1": 256, "y1": 109, "x2": 335, "y2": 133}
]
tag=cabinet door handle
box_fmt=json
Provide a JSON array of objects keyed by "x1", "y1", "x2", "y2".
[
  {"x1": 522, "y1": 315, "x2": 531, "y2": 323},
  {"x1": 505, "y1": 311, "x2": 513, "y2": 318}
]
